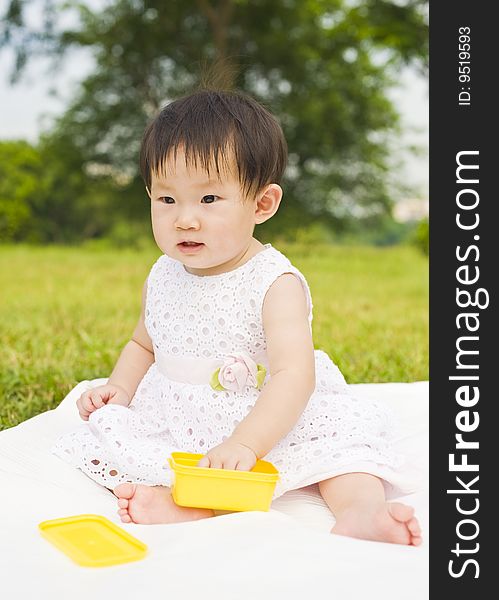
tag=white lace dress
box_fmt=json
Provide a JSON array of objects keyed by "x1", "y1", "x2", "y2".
[{"x1": 52, "y1": 243, "x2": 410, "y2": 498}]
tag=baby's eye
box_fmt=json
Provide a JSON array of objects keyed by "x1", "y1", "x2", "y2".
[
  {"x1": 201, "y1": 195, "x2": 219, "y2": 204},
  {"x1": 159, "y1": 196, "x2": 175, "y2": 204}
]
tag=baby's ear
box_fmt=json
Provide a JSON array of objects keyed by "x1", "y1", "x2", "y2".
[{"x1": 255, "y1": 184, "x2": 282, "y2": 224}]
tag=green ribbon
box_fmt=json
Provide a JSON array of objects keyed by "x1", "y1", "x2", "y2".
[{"x1": 210, "y1": 364, "x2": 267, "y2": 392}]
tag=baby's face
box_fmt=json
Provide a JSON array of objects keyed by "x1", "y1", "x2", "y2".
[{"x1": 148, "y1": 150, "x2": 259, "y2": 276}]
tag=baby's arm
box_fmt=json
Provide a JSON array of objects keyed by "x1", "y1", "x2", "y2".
[
  {"x1": 77, "y1": 280, "x2": 154, "y2": 419},
  {"x1": 198, "y1": 273, "x2": 314, "y2": 469},
  {"x1": 230, "y1": 273, "x2": 316, "y2": 458}
]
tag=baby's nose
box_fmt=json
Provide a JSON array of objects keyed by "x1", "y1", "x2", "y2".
[{"x1": 175, "y1": 211, "x2": 201, "y2": 230}]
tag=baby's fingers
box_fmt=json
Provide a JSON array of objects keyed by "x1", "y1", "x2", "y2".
[
  {"x1": 76, "y1": 394, "x2": 90, "y2": 420},
  {"x1": 79, "y1": 393, "x2": 95, "y2": 414},
  {"x1": 88, "y1": 391, "x2": 105, "y2": 410},
  {"x1": 77, "y1": 407, "x2": 89, "y2": 421},
  {"x1": 197, "y1": 456, "x2": 210, "y2": 468},
  {"x1": 208, "y1": 457, "x2": 224, "y2": 470},
  {"x1": 235, "y1": 458, "x2": 254, "y2": 471},
  {"x1": 77, "y1": 391, "x2": 103, "y2": 418},
  {"x1": 222, "y1": 457, "x2": 239, "y2": 471},
  {"x1": 197, "y1": 455, "x2": 224, "y2": 469}
]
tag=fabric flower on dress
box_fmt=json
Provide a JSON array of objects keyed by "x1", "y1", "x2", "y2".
[{"x1": 210, "y1": 352, "x2": 267, "y2": 392}]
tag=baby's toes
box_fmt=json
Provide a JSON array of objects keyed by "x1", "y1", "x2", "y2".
[
  {"x1": 118, "y1": 498, "x2": 129, "y2": 509},
  {"x1": 407, "y1": 517, "x2": 422, "y2": 545},
  {"x1": 388, "y1": 502, "x2": 414, "y2": 523},
  {"x1": 408, "y1": 516, "x2": 421, "y2": 536},
  {"x1": 119, "y1": 511, "x2": 132, "y2": 523},
  {"x1": 118, "y1": 508, "x2": 128, "y2": 517}
]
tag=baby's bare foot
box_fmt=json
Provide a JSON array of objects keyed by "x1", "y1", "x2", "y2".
[
  {"x1": 331, "y1": 502, "x2": 422, "y2": 546},
  {"x1": 113, "y1": 483, "x2": 215, "y2": 525}
]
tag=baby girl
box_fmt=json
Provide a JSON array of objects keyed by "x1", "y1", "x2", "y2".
[{"x1": 53, "y1": 88, "x2": 421, "y2": 545}]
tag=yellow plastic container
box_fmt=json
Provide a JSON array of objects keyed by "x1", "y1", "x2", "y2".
[
  {"x1": 39, "y1": 514, "x2": 147, "y2": 567},
  {"x1": 168, "y1": 452, "x2": 279, "y2": 512}
]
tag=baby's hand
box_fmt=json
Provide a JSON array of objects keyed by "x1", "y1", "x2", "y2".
[
  {"x1": 76, "y1": 384, "x2": 131, "y2": 421},
  {"x1": 197, "y1": 438, "x2": 257, "y2": 471}
]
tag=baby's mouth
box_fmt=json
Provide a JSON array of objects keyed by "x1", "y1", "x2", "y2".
[{"x1": 177, "y1": 241, "x2": 205, "y2": 253}]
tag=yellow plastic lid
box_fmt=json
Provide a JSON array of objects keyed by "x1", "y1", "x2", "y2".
[{"x1": 39, "y1": 514, "x2": 147, "y2": 567}]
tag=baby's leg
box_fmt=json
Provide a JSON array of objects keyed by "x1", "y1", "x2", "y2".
[
  {"x1": 113, "y1": 483, "x2": 215, "y2": 525},
  {"x1": 318, "y1": 473, "x2": 422, "y2": 545}
]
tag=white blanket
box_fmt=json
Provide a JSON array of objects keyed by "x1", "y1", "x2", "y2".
[{"x1": 0, "y1": 380, "x2": 428, "y2": 600}]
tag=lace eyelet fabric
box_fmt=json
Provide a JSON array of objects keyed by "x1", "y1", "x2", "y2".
[{"x1": 52, "y1": 244, "x2": 407, "y2": 497}]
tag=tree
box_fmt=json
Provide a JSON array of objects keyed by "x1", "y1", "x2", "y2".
[
  {"x1": 1, "y1": 0, "x2": 428, "y2": 241},
  {"x1": 0, "y1": 140, "x2": 42, "y2": 241}
]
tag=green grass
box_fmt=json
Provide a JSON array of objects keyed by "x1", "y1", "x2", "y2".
[{"x1": 0, "y1": 243, "x2": 428, "y2": 430}]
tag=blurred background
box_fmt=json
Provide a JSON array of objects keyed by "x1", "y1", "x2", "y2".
[{"x1": 0, "y1": 0, "x2": 428, "y2": 429}]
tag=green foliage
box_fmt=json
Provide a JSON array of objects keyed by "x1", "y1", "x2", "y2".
[
  {"x1": 0, "y1": 137, "x2": 151, "y2": 244},
  {"x1": 0, "y1": 140, "x2": 42, "y2": 241},
  {"x1": 0, "y1": 243, "x2": 428, "y2": 430},
  {"x1": 411, "y1": 217, "x2": 429, "y2": 256},
  {"x1": 340, "y1": 215, "x2": 418, "y2": 246},
  {"x1": 0, "y1": 0, "x2": 428, "y2": 242}
]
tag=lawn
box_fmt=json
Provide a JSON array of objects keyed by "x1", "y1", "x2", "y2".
[{"x1": 0, "y1": 243, "x2": 428, "y2": 430}]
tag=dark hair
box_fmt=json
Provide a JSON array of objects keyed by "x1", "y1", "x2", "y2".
[{"x1": 139, "y1": 89, "x2": 287, "y2": 199}]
